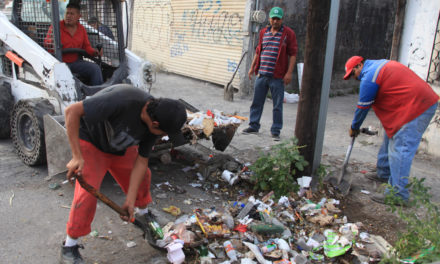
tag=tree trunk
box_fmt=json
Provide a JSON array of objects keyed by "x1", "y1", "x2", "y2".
[
  {"x1": 390, "y1": 0, "x2": 406, "y2": 61},
  {"x1": 294, "y1": 0, "x2": 331, "y2": 176}
]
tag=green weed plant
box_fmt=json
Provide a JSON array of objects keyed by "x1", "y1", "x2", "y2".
[
  {"x1": 381, "y1": 178, "x2": 440, "y2": 263},
  {"x1": 250, "y1": 137, "x2": 308, "y2": 198}
]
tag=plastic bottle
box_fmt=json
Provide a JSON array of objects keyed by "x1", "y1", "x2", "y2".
[
  {"x1": 144, "y1": 214, "x2": 164, "y2": 239},
  {"x1": 250, "y1": 224, "x2": 284, "y2": 235},
  {"x1": 223, "y1": 240, "x2": 238, "y2": 261},
  {"x1": 237, "y1": 200, "x2": 255, "y2": 219},
  {"x1": 261, "y1": 243, "x2": 277, "y2": 253},
  {"x1": 221, "y1": 210, "x2": 235, "y2": 229}
]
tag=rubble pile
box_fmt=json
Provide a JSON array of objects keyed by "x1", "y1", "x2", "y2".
[{"x1": 151, "y1": 173, "x2": 391, "y2": 264}]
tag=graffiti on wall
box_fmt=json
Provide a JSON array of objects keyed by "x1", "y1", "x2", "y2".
[
  {"x1": 409, "y1": 36, "x2": 428, "y2": 67},
  {"x1": 182, "y1": 0, "x2": 243, "y2": 46},
  {"x1": 133, "y1": 0, "x2": 243, "y2": 56},
  {"x1": 133, "y1": 0, "x2": 174, "y2": 50},
  {"x1": 227, "y1": 58, "x2": 237, "y2": 72}
]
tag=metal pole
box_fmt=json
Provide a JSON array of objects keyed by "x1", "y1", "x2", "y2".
[{"x1": 312, "y1": 0, "x2": 340, "y2": 174}]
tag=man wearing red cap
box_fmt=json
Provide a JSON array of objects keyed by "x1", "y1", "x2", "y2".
[
  {"x1": 243, "y1": 6, "x2": 298, "y2": 141},
  {"x1": 344, "y1": 56, "x2": 438, "y2": 205}
]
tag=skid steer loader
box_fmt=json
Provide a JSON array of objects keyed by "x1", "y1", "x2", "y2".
[{"x1": 0, "y1": 0, "x2": 154, "y2": 177}]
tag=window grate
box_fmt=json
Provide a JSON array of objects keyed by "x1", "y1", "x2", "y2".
[
  {"x1": 1, "y1": 55, "x2": 13, "y2": 77},
  {"x1": 427, "y1": 12, "x2": 440, "y2": 87},
  {"x1": 80, "y1": 0, "x2": 119, "y2": 66},
  {"x1": 14, "y1": 0, "x2": 120, "y2": 67}
]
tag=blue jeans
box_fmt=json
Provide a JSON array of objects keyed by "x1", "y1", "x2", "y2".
[
  {"x1": 377, "y1": 102, "x2": 438, "y2": 201},
  {"x1": 68, "y1": 60, "x2": 103, "y2": 86},
  {"x1": 249, "y1": 75, "x2": 284, "y2": 135}
]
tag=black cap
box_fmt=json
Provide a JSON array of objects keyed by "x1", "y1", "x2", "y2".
[
  {"x1": 88, "y1": 16, "x2": 99, "y2": 24},
  {"x1": 153, "y1": 98, "x2": 187, "y2": 147}
]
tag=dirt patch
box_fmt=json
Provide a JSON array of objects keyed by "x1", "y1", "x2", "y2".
[{"x1": 340, "y1": 193, "x2": 404, "y2": 244}]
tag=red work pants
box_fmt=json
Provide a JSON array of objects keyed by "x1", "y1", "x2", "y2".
[{"x1": 66, "y1": 140, "x2": 152, "y2": 238}]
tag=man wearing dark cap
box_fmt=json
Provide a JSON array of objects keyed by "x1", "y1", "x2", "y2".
[
  {"x1": 88, "y1": 16, "x2": 115, "y2": 40},
  {"x1": 243, "y1": 6, "x2": 298, "y2": 141},
  {"x1": 60, "y1": 84, "x2": 187, "y2": 263},
  {"x1": 344, "y1": 56, "x2": 438, "y2": 205}
]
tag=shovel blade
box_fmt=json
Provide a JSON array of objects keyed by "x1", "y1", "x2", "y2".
[{"x1": 326, "y1": 170, "x2": 352, "y2": 196}]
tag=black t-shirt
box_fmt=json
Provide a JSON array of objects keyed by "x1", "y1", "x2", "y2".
[{"x1": 79, "y1": 84, "x2": 157, "y2": 157}]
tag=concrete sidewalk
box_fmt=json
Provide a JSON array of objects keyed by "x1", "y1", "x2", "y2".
[{"x1": 152, "y1": 72, "x2": 440, "y2": 202}]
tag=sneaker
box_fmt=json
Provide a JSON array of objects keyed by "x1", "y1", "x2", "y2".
[
  {"x1": 365, "y1": 173, "x2": 388, "y2": 183},
  {"x1": 371, "y1": 193, "x2": 408, "y2": 207},
  {"x1": 272, "y1": 134, "x2": 280, "y2": 141},
  {"x1": 242, "y1": 127, "x2": 258, "y2": 134},
  {"x1": 60, "y1": 243, "x2": 84, "y2": 264}
]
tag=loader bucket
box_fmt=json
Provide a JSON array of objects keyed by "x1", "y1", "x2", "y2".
[{"x1": 43, "y1": 115, "x2": 71, "y2": 178}]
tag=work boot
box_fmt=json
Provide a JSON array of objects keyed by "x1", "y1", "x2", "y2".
[
  {"x1": 60, "y1": 243, "x2": 84, "y2": 264},
  {"x1": 364, "y1": 173, "x2": 388, "y2": 183},
  {"x1": 271, "y1": 134, "x2": 281, "y2": 141},
  {"x1": 242, "y1": 127, "x2": 258, "y2": 134},
  {"x1": 371, "y1": 193, "x2": 408, "y2": 207}
]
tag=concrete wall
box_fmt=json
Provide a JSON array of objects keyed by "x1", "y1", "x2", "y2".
[
  {"x1": 399, "y1": 0, "x2": 440, "y2": 92},
  {"x1": 398, "y1": 0, "x2": 440, "y2": 157}
]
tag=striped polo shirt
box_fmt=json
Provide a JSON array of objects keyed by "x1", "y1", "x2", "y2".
[{"x1": 258, "y1": 26, "x2": 284, "y2": 76}]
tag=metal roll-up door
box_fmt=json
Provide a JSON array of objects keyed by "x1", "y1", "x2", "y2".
[{"x1": 131, "y1": 0, "x2": 246, "y2": 89}]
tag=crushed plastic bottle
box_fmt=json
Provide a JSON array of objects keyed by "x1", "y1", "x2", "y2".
[
  {"x1": 223, "y1": 240, "x2": 238, "y2": 262},
  {"x1": 237, "y1": 200, "x2": 255, "y2": 219},
  {"x1": 221, "y1": 209, "x2": 235, "y2": 229}
]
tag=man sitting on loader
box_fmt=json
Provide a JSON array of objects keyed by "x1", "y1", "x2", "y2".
[
  {"x1": 60, "y1": 84, "x2": 187, "y2": 263},
  {"x1": 44, "y1": 2, "x2": 103, "y2": 85}
]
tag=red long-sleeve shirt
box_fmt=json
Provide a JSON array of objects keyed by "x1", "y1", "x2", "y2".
[
  {"x1": 44, "y1": 21, "x2": 96, "y2": 63},
  {"x1": 252, "y1": 25, "x2": 298, "y2": 79}
]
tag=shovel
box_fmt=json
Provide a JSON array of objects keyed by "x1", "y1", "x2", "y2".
[
  {"x1": 73, "y1": 173, "x2": 166, "y2": 251},
  {"x1": 328, "y1": 136, "x2": 355, "y2": 196},
  {"x1": 224, "y1": 51, "x2": 247, "y2": 101}
]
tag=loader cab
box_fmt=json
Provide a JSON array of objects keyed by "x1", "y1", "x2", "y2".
[{"x1": 11, "y1": 0, "x2": 127, "y2": 94}]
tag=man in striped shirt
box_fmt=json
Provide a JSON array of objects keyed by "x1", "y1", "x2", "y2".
[
  {"x1": 344, "y1": 56, "x2": 438, "y2": 205},
  {"x1": 243, "y1": 7, "x2": 298, "y2": 141}
]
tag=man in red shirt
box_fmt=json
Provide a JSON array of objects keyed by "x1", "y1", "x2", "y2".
[
  {"x1": 344, "y1": 56, "x2": 439, "y2": 205},
  {"x1": 45, "y1": 2, "x2": 103, "y2": 85}
]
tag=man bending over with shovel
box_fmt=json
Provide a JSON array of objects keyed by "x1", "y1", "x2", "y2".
[
  {"x1": 61, "y1": 84, "x2": 187, "y2": 263},
  {"x1": 343, "y1": 56, "x2": 438, "y2": 206}
]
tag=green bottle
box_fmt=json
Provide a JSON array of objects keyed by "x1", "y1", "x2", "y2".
[
  {"x1": 144, "y1": 213, "x2": 164, "y2": 240},
  {"x1": 148, "y1": 220, "x2": 164, "y2": 239},
  {"x1": 148, "y1": 221, "x2": 163, "y2": 239}
]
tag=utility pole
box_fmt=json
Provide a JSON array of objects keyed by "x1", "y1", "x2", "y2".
[{"x1": 294, "y1": 0, "x2": 332, "y2": 176}]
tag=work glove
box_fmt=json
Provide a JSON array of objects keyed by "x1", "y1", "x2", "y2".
[{"x1": 349, "y1": 127, "x2": 360, "y2": 138}]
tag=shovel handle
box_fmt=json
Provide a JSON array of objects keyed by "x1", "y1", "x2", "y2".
[
  {"x1": 74, "y1": 173, "x2": 129, "y2": 217},
  {"x1": 337, "y1": 137, "x2": 355, "y2": 184}
]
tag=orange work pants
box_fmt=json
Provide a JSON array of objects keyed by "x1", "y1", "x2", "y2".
[{"x1": 66, "y1": 140, "x2": 152, "y2": 238}]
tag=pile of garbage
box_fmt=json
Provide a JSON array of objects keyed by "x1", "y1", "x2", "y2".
[
  {"x1": 151, "y1": 185, "x2": 391, "y2": 264},
  {"x1": 156, "y1": 109, "x2": 245, "y2": 152}
]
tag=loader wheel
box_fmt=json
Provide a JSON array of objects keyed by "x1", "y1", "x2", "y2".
[
  {"x1": 11, "y1": 99, "x2": 54, "y2": 165},
  {"x1": 0, "y1": 83, "x2": 14, "y2": 138}
]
